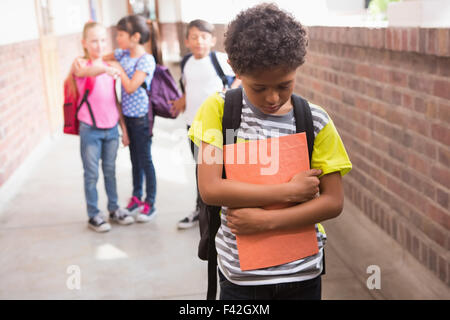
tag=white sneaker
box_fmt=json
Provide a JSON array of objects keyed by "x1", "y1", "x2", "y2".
[
  {"x1": 136, "y1": 202, "x2": 157, "y2": 223},
  {"x1": 88, "y1": 214, "x2": 111, "y2": 233},
  {"x1": 177, "y1": 209, "x2": 200, "y2": 229},
  {"x1": 109, "y1": 208, "x2": 135, "y2": 225}
]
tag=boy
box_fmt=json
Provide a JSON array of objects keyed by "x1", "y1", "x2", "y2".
[
  {"x1": 188, "y1": 4, "x2": 352, "y2": 300},
  {"x1": 171, "y1": 19, "x2": 241, "y2": 229}
]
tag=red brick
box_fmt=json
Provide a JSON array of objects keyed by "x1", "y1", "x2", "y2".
[
  {"x1": 408, "y1": 75, "x2": 433, "y2": 95},
  {"x1": 393, "y1": 28, "x2": 402, "y2": 51},
  {"x1": 427, "y1": 203, "x2": 450, "y2": 230},
  {"x1": 410, "y1": 133, "x2": 437, "y2": 160},
  {"x1": 386, "y1": 28, "x2": 394, "y2": 50},
  {"x1": 402, "y1": 93, "x2": 413, "y2": 110},
  {"x1": 419, "y1": 28, "x2": 427, "y2": 54},
  {"x1": 407, "y1": 114, "x2": 430, "y2": 137},
  {"x1": 436, "y1": 188, "x2": 449, "y2": 210},
  {"x1": 425, "y1": 100, "x2": 439, "y2": 119},
  {"x1": 431, "y1": 165, "x2": 450, "y2": 189},
  {"x1": 409, "y1": 28, "x2": 419, "y2": 52},
  {"x1": 433, "y1": 79, "x2": 450, "y2": 100},
  {"x1": 387, "y1": 177, "x2": 427, "y2": 212},
  {"x1": 437, "y1": 29, "x2": 449, "y2": 56},
  {"x1": 437, "y1": 57, "x2": 450, "y2": 77},
  {"x1": 407, "y1": 152, "x2": 429, "y2": 175},
  {"x1": 438, "y1": 255, "x2": 448, "y2": 284},
  {"x1": 389, "y1": 69, "x2": 408, "y2": 86},
  {"x1": 431, "y1": 123, "x2": 450, "y2": 146},
  {"x1": 438, "y1": 146, "x2": 450, "y2": 167},
  {"x1": 427, "y1": 29, "x2": 438, "y2": 56},
  {"x1": 401, "y1": 29, "x2": 408, "y2": 51}
]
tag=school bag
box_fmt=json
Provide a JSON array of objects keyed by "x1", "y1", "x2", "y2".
[
  {"x1": 198, "y1": 87, "x2": 320, "y2": 300},
  {"x1": 137, "y1": 56, "x2": 182, "y2": 136},
  {"x1": 179, "y1": 51, "x2": 235, "y2": 93},
  {"x1": 63, "y1": 76, "x2": 97, "y2": 135}
]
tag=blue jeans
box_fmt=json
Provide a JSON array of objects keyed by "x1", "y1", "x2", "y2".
[
  {"x1": 79, "y1": 122, "x2": 120, "y2": 218},
  {"x1": 124, "y1": 114, "x2": 156, "y2": 205},
  {"x1": 219, "y1": 270, "x2": 321, "y2": 300}
]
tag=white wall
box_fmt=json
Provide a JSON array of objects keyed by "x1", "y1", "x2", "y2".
[
  {"x1": 388, "y1": 0, "x2": 450, "y2": 27},
  {"x1": 159, "y1": 0, "x2": 362, "y2": 26},
  {"x1": 158, "y1": 0, "x2": 181, "y2": 23},
  {"x1": 101, "y1": 0, "x2": 128, "y2": 27},
  {"x1": 52, "y1": 0, "x2": 90, "y2": 36},
  {"x1": 0, "y1": 0, "x2": 39, "y2": 46},
  {"x1": 178, "y1": 0, "x2": 261, "y2": 24}
]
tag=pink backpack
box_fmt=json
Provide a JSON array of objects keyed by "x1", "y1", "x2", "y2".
[{"x1": 63, "y1": 76, "x2": 96, "y2": 135}]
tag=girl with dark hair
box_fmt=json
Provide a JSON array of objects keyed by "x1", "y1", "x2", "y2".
[{"x1": 104, "y1": 14, "x2": 158, "y2": 223}]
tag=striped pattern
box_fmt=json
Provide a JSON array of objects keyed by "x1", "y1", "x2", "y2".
[{"x1": 217, "y1": 92, "x2": 330, "y2": 285}]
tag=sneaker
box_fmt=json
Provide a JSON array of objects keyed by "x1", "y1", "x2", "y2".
[
  {"x1": 136, "y1": 202, "x2": 157, "y2": 223},
  {"x1": 126, "y1": 196, "x2": 143, "y2": 216},
  {"x1": 177, "y1": 209, "x2": 200, "y2": 229},
  {"x1": 110, "y1": 208, "x2": 135, "y2": 225},
  {"x1": 88, "y1": 214, "x2": 111, "y2": 233}
]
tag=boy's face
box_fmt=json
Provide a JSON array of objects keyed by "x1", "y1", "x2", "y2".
[
  {"x1": 185, "y1": 26, "x2": 216, "y2": 59},
  {"x1": 237, "y1": 67, "x2": 297, "y2": 115}
]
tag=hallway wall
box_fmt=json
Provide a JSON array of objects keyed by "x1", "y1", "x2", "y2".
[
  {"x1": 0, "y1": 0, "x2": 124, "y2": 191},
  {"x1": 296, "y1": 26, "x2": 450, "y2": 286}
]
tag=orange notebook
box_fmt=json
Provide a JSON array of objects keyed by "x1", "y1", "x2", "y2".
[{"x1": 224, "y1": 132, "x2": 319, "y2": 271}]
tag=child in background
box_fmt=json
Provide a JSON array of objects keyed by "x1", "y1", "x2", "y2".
[
  {"x1": 69, "y1": 21, "x2": 134, "y2": 232},
  {"x1": 104, "y1": 15, "x2": 157, "y2": 222},
  {"x1": 171, "y1": 19, "x2": 240, "y2": 229},
  {"x1": 189, "y1": 4, "x2": 352, "y2": 299}
]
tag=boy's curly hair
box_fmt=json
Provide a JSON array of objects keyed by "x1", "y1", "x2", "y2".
[{"x1": 224, "y1": 3, "x2": 308, "y2": 75}]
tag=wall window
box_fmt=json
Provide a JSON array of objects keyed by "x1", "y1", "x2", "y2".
[{"x1": 129, "y1": 0, "x2": 157, "y2": 20}]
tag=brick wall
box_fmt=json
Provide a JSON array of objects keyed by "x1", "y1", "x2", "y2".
[
  {"x1": 0, "y1": 27, "x2": 116, "y2": 189},
  {"x1": 0, "y1": 40, "x2": 50, "y2": 187},
  {"x1": 296, "y1": 27, "x2": 450, "y2": 285}
]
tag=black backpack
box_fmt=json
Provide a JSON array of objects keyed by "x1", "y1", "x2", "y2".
[
  {"x1": 179, "y1": 51, "x2": 235, "y2": 93},
  {"x1": 198, "y1": 87, "x2": 318, "y2": 300}
]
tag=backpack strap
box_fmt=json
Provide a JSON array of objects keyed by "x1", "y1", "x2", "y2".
[
  {"x1": 77, "y1": 76, "x2": 97, "y2": 129},
  {"x1": 210, "y1": 51, "x2": 228, "y2": 90},
  {"x1": 179, "y1": 53, "x2": 192, "y2": 94},
  {"x1": 292, "y1": 94, "x2": 314, "y2": 163},
  {"x1": 204, "y1": 88, "x2": 243, "y2": 300},
  {"x1": 222, "y1": 88, "x2": 243, "y2": 145}
]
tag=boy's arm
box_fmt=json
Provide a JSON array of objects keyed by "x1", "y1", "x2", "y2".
[
  {"x1": 169, "y1": 94, "x2": 186, "y2": 116},
  {"x1": 197, "y1": 141, "x2": 322, "y2": 208},
  {"x1": 226, "y1": 172, "x2": 344, "y2": 235}
]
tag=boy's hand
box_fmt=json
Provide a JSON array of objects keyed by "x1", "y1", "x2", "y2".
[
  {"x1": 287, "y1": 169, "x2": 322, "y2": 203},
  {"x1": 169, "y1": 96, "x2": 186, "y2": 116},
  {"x1": 227, "y1": 207, "x2": 268, "y2": 235}
]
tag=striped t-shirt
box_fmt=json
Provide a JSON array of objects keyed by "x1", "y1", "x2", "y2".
[
  {"x1": 217, "y1": 92, "x2": 327, "y2": 285},
  {"x1": 188, "y1": 90, "x2": 352, "y2": 286}
]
